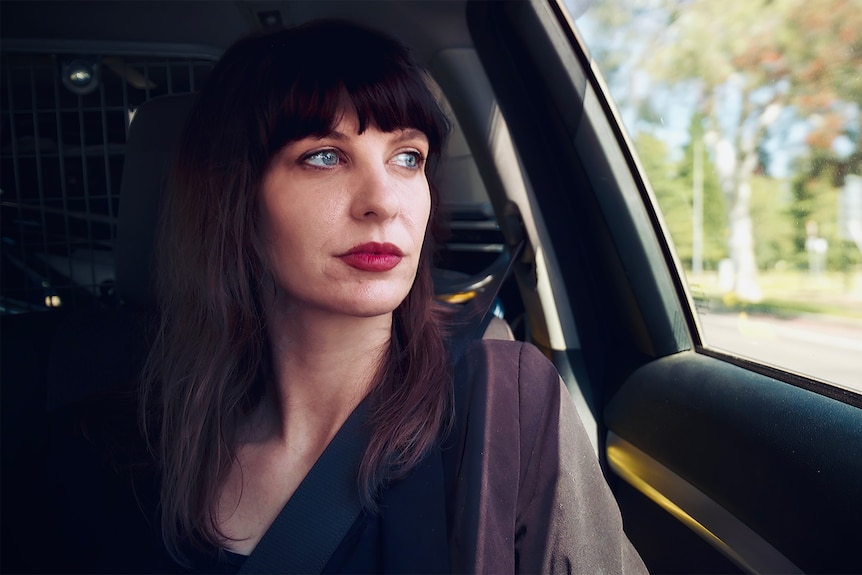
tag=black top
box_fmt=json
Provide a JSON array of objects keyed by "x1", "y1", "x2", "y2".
[{"x1": 35, "y1": 390, "x2": 449, "y2": 574}]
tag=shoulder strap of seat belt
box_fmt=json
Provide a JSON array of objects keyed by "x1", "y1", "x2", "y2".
[
  {"x1": 238, "y1": 399, "x2": 371, "y2": 574},
  {"x1": 473, "y1": 238, "x2": 525, "y2": 340},
  {"x1": 449, "y1": 238, "x2": 526, "y2": 364}
]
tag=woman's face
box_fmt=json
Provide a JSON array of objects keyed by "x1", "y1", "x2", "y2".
[{"x1": 257, "y1": 111, "x2": 432, "y2": 320}]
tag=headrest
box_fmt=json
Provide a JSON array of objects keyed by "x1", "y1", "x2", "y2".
[{"x1": 116, "y1": 93, "x2": 197, "y2": 307}]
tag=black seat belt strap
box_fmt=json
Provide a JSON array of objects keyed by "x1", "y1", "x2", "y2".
[
  {"x1": 238, "y1": 400, "x2": 371, "y2": 574},
  {"x1": 449, "y1": 238, "x2": 526, "y2": 364},
  {"x1": 472, "y1": 238, "x2": 525, "y2": 340}
]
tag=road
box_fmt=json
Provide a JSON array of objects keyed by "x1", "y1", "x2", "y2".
[{"x1": 698, "y1": 311, "x2": 862, "y2": 395}]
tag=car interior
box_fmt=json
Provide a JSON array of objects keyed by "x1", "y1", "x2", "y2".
[{"x1": 2, "y1": 1, "x2": 861, "y2": 574}]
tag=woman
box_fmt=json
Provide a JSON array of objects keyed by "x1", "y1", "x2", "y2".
[
  {"x1": 49, "y1": 20, "x2": 646, "y2": 574},
  {"x1": 142, "y1": 18, "x2": 456, "y2": 569}
]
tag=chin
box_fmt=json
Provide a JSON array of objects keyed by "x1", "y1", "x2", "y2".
[
  {"x1": 333, "y1": 289, "x2": 411, "y2": 319},
  {"x1": 344, "y1": 299, "x2": 406, "y2": 319}
]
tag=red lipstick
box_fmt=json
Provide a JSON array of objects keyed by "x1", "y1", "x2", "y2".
[{"x1": 339, "y1": 242, "x2": 403, "y2": 272}]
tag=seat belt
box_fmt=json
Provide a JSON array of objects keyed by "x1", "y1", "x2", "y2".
[
  {"x1": 237, "y1": 399, "x2": 370, "y2": 574},
  {"x1": 449, "y1": 238, "x2": 526, "y2": 364},
  {"x1": 472, "y1": 238, "x2": 525, "y2": 340}
]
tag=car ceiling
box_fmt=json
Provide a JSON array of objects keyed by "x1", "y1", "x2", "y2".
[
  {"x1": 0, "y1": 1, "x2": 474, "y2": 64},
  {"x1": 1, "y1": 0, "x2": 500, "y2": 219}
]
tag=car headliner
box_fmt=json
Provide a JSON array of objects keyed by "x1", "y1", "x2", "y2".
[{"x1": 0, "y1": 1, "x2": 474, "y2": 64}]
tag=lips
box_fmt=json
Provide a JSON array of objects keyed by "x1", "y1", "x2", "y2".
[{"x1": 338, "y1": 242, "x2": 404, "y2": 272}]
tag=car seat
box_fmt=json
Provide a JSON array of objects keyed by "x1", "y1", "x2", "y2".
[{"x1": 0, "y1": 93, "x2": 195, "y2": 573}]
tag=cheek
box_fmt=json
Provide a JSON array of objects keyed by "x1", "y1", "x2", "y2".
[
  {"x1": 257, "y1": 191, "x2": 306, "y2": 269},
  {"x1": 257, "y1": 196, "x2": 288, "y2": 250},
  {"x1": 259, "y1": 195, "x2": 347, "y2": 272},
  {"x1": 406, "y1": 182, "x2": 433, "y2": 243}
]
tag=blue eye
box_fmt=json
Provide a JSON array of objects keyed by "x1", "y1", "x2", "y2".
[
  {"x1": 393, "y1": 151, "x2": 422, "y2": 169},
  {"x1": 304, "y1": 150, "x2": 340, "y2": 167}
]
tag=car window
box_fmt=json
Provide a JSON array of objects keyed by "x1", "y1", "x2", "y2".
[{"x1": 571, "y1": 0, "x2": 862, "y2": 394}]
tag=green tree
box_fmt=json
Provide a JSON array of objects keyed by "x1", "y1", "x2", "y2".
[
  {"x1": 784, "y1": 0, "x2": 862, "y2": 267},
  {"x1": 676, "y1": 115, "x2": 728, "y2": 270},
  {"x1": 748, "y1": 176, "x2": 794, "y2": 270},
  {"x1": 646, "y1": 0, "x2": 799, "y2": 301},
  {"x1": 579, "y1": 0, "x2": 862, "y2": 298},
  {"x1": 635, "y1": 133, "x2": 693, "y2": 259},
  {"x1": 790, "y1": 154, "x2": 862, "y2": 272},
  {"x1": 636, "y1": 122, "x2": 728, "y2": 270}
]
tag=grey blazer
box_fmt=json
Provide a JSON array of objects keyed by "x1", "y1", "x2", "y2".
[{"x1": 443, "y1": 339, "x2": 647, "y2": 573}]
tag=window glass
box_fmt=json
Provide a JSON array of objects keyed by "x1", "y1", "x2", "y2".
[{"x1": 571, "y1": 0, "x2": 862, "y2": 393}]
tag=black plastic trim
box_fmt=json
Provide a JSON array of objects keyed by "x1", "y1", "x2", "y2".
[{"x1": 606, "y1": 351, "x2": 862, "y2": 574}]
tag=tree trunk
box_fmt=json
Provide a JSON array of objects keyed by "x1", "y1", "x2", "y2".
[
  {"x1": 708, "y1": 95, "x2": 782, "y2": 302},
  {"x1": 711, "y1": 133, "x2": 763, "y2": 302},
  {"x1": 727, "y1": 178, "x2": 762, "y2": 301}
]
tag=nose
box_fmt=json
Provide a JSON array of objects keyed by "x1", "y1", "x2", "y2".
[{"x1": 350, "y1": 163, "x2": 400, "y2": 221}]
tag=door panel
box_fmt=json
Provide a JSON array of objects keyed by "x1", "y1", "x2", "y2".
[{"x1": 607, "y1": 352, "x2": 862, "y2": 573}]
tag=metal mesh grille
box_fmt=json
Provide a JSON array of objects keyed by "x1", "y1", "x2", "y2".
[{"x1": 1, "y1": 52, "x2": 214, "y2": 313}]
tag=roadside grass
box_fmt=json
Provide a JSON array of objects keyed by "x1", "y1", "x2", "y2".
[{"x1": 685, "y1": 269, "x2": 862, "y2": 320}]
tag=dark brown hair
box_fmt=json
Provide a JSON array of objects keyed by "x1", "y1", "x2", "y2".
[{"x1": 140, "y1": 20, "x2": 452, "y2": 561}]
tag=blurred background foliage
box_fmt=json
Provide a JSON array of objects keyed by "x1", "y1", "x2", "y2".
[{"x1": 577, "y1": 0, "x2": 862, "y2": 309}]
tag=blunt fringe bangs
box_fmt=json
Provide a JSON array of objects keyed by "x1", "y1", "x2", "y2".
[{"x1": 221, "y1": 19, "x2": 448, "y2": 166}]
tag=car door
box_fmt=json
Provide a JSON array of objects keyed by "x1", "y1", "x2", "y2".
[{"x1": 464, "y1": 1, "x2": 862, "y2": 573}]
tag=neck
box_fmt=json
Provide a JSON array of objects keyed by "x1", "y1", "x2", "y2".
[{"x1": 254, "y1": 302, "x2": 393, "y2": 444}]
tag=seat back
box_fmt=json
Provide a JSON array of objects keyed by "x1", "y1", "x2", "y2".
[
  {"x1": 116, "y1": 94, "x2": 198, "y2": 308},
  {"x1": 0, "y1": 93, "x2": 199, "y2": 573}
]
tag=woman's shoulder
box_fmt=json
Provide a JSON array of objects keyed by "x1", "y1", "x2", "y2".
[
  {"x1": 455, "y1": 339, "x2": 561, "y2": 389},
  {"x1": 452, "y1": 339, "x2": 565, "y2": 423}
]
